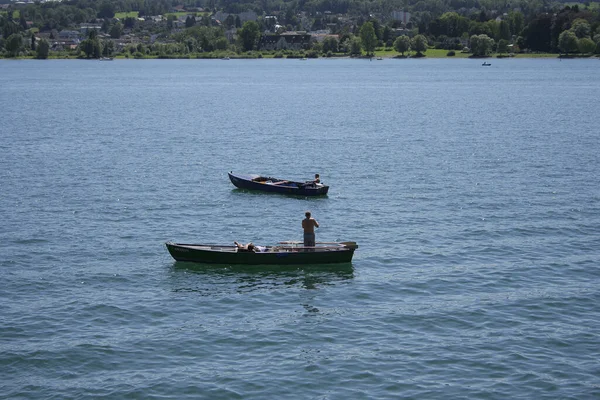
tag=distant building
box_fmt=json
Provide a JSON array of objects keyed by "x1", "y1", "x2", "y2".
[
  {"x1": 260, "y1": 31, "x2": 311, "y2": 51},
  {"x1": 310, "y1": 32, "x2": 338, "y2": 43},
  {"x1": 212, "y1": 11, "x2": 228, "y2": 22},
  {"x1": 391, "y1": 11, "x2": 411, "y2": 25},
  {"x1": 50, "y1": 39, "x2": 79, "y2": 51},
  {"x1": 59, "y1": 30, "x2": 80, "y2": 39},
  {"x1": 390, "y1": 28, "x2": 414, "y2": 39},
  {"x1": 80, "y1": 24, "x2": 102, "y2": 34}
]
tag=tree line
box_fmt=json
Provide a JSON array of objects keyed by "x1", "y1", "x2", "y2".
[{"x1": 1, "y1": 0, "x2": 599, "y2": 58}]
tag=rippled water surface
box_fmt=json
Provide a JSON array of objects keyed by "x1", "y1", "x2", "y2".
[{"x1": 1, "y1": 58, "x2": 599, "y2": 399}]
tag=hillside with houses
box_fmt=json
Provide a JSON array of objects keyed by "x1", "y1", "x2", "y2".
[{"x1": 0, "y1": 0, "x2": 599, "y2": 58}]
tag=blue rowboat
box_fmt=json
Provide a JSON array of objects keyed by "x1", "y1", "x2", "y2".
[{"x1": 228, "y1": 172, "x2": 329, "y2": 196}]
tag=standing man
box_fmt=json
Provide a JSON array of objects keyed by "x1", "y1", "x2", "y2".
[{"x1": 302, "y1": 211, "x2": 319, "y2": 248}]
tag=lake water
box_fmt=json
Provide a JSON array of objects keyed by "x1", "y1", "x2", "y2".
[{"x1": 1, "y1": 58, "x2": 599, "y2": 399}]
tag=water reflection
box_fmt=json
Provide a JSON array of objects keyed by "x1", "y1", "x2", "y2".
[
  {"x1": 230, "y1": 187, "x2": 329, "y2": 200},
  {"x1": 169, "y1": 261, "x2": 354, "y2": 293}
]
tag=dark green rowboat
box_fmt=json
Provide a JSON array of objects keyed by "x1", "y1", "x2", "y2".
[{"x1": 166, "y1": 241, "x2": 357, "y2": 265}]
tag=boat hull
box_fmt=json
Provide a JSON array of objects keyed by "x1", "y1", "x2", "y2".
[
  {"x1": 228, "y1": 172, "x2": 329, "y2": 196},
  {"x1": 166, "y1": 242, "x2": 355, "y2": 265}
]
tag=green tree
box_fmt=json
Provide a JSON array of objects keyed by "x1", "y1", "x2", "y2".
[
  {"x1": 478, "y1": 10, "x2": 487, "y2": 23},
  {"x1": 311, "y1": 41, "x2": 323, "y2": 54},
  {"x1": 109, "y1": 22, "x2": 123, "y2": 39},
  {"x1": 484, "y1": 20, "x2": 501, "y2": 41},
  {"x1": 521, "y1": 14, "x2": 552, "y2": 52},
  {"x1": 551, "y1": 8, "x2": 579, "y2": 50},
  {"x1": 469, "y1": 20, "x2": 493, "y2": 37},
  {"x1": 36, "y1": 38, "x2": 50, "y2": 59},
  {"x1": 215, "y1": 37, "x2": 229, "y2": 51},
  {"x1": 97, "y1": 1, "x2": 115, "y2": 19},
  {"x1": 558, "y1": 30, "x2": 578, "y2": 54},
  {"x1": 470, "y1": 34, "x2": 495, "y2": 56},
  {"x1": 577, "y1": 37, "x2": 596, "y2": 54},
  {"x1": 382, "y1": 26, "x2": 391, "y2": 46},
  {"x1": 322, "y1": 36, "x2": 338, "y2": 53},
  {"x1": 508, "y1": 11, "x2": 525, "y2": 36},
  {"x1": 184, "y1": 37, "x2": 197, "y2": 52},
  {"x1": 370, "y1": 19, "x2": 382, "y2": 41},
  {"x1": 499, "y1": 20, "x2": 511, "y2": 41},
  {"x1": 224, "y1": 14, "x2": 235, "y2": 29},
  {"x1": 497, "y1": 39, "x2": 509, "y2": 54},
  {"x1": 2, "y1": 21, "x2": 20, "y2": 38},
  {"x1": 185, "y1": 15, "x2": 196, "y2": 28},
  {"x1": 124, "y1": 17, "x2": 136, "y2": 29},
  {"x1": 5, "y1": 33, "x2": 23, "y2": 57},
  {"x1": 19, "y1": 13, "x2": 27, "y2": 30},
  {"x1": 349, "y1": 36, "x2": 362, "y2": 56},
  {"x1": 393, "y1": 35, "x2": 410, "y2": 56},
  {"x1": 359, "y1": 22, "x2": 377, "y2": 56},
  {"x1": 571, "y1": 19, "x2": 591, "y2": 39},
  {"x1": 102, "y1": 40, "x2": 114, "y2": 56},
  {"x1": 238, "y1": 21, "x2": 260, "y2": 52},
  {"x1": 438, "y1": 12, "x2": 470, "y2": 37},
  {"x1": 181, "y1": 26, "x2": 225, "y2": 52},
  {"x1": 411, "y1": 34, "x2": 428, "y2": 56},
  {"x1": 80, "y1": 38, "x2": 101, "y2": 58}
]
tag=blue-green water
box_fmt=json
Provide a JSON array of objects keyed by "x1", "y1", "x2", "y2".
[{"x1": 1, "y1": 58, "x2": 599, "y2": 399}]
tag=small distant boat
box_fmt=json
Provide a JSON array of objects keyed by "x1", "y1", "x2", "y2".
[
  {"x1": 221, "y1": 56, "x2": 230, "y2": 60},
  {"x1": 299, "y1": 57, "x2": 307, "y2": 60},
  {"x1": 99, "y1": 57, "x2": 113, "y2": 61},
  {"x1": 377, "y1": 57, "x2": 383, "y2": 60},
  {"x1": 228, "y1": 172, "x2": 329, "y2": 196},
  {"x1": 166, "y1": 241, "x2": 357, "y2": 265},
  {"x1": 482, "y1": 62, "x2": 491, "y2": 66}
]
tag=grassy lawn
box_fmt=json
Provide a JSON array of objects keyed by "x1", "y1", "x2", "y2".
[
  {"x1": 372, "y1": 48, "x2": 480, "y2": 58},
  {"x1": 372, "y1": 48, "x2": 484, "y2": 58},
  {"x1": 512, "y1": 52, "x2": 560, "y2": 58},
  {"x1": 114, "y1": 12, "x2": 139, "y2": 19},
  {"x1": 371, "y1": 47, "x2": 562, "y2": 59},
  {"x1": 422, "y1": 48, "x2": 471, "y2": 58}
]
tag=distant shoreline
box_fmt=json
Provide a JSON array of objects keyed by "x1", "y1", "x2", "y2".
[
  {"x1": 2, "y1": 48, "x2": 599, "y2": 61},
  {"x1": 2, "y1": 54, "x2": 598, "y2": 60}
]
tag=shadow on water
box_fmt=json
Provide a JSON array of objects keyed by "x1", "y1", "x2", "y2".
[
  {"x1": 169, "y1": 261, "x2": 354, "y2": 292},
  {"x1": 230, "y1": 188, "x2": 328, "y2": 200}
]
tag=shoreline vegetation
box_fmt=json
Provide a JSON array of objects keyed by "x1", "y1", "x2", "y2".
[
  {"x1": 1, "y1": 1, "x2": 599, "y2": 61},
  {"x1": 2, "y1": 50, "x2": 598, "y2": 60}
]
